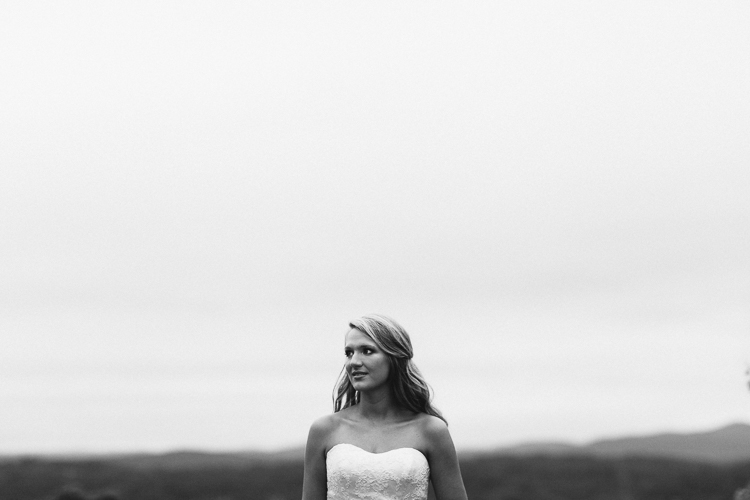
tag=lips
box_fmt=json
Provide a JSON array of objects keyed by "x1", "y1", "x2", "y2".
[{"x1": 351, "y1": 371, "x2": 367, "y2": 378}]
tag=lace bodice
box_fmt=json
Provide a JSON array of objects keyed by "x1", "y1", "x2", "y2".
[{"x1": 326, "y1": 443, "x2": 430, "y2": 500}]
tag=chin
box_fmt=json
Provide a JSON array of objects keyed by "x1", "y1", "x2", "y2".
[{"x1": 353, "y1": 382, "x2": 386, "y2": 393}]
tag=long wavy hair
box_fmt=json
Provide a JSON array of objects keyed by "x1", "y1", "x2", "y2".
[{"x1": 332, "y1": 313, "x2": 446, "y2": 424}]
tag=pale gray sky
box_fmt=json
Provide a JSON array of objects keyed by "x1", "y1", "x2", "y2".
[{"x1": 1, "y1": 1, "x2": 749, "y2": 454}]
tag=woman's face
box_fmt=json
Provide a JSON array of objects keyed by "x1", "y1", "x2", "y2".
[{"x1": 344, "y1": 328, "x2": 390, "y2": 393}]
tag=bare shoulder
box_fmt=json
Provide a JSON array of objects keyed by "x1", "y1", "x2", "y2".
[
  {"x1": 307, "y1": 412, "x2": 342, "y2": 445},
  {"x1": 309, "y1": 412, "x2": 339, "y2": 434},
  {"x1": 414, "y1": 414, "x2": 455, "y2": 456},
  {"x1": 303, "y1": 413, "x2": 340, "y2": 500},
  {"x1": 416, "y1": 414, "x2": 468, "y2": 498},
  {"x1": 417, "y1": 413, "x2": 449, "y2": 437}
]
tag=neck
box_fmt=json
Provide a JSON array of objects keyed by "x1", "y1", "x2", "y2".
[{"x1": 355, "y1": 386, "x2": 400, "y2": 422}]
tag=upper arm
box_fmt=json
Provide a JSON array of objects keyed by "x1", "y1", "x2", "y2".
[
  {"x1": 424, "y1": 417, "x2": 468, "y2": 500},
  {"x1": 301, "y1": 415, "x2": 332, "y2": 500}
]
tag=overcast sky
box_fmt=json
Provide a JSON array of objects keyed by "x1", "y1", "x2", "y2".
[{"x1": 1, "y1": 1, "x2": 749, "y2": 454}]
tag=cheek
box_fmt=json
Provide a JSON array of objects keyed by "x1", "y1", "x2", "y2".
[{"x1": 380, "y1": 358, "x2": 392, "y2": 377}]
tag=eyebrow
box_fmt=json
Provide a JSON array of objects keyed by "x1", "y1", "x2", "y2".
[{"x1": 344, "y1": 343, "x2": 377, "y2": 350}]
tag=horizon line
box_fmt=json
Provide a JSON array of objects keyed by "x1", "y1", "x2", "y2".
[{"x1": 3, "y1": 421, "x2": 747, "y2": 459}]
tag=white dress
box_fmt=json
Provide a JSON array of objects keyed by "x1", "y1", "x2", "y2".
[{"x1": 326, "y1": 443, "x2": 430, "y2": 500}]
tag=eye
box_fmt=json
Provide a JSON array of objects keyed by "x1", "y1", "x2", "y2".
[
  {"x1": 344, "y1": 350, "x2": 353, "y2": 358},
  {"x1": 363, "y1": 348, "x2": 373, "y2": 355}
]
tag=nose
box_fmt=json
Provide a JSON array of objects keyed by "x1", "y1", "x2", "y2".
[{"x1": 348, "y1": 352, "x2": 363, "y2": 368}]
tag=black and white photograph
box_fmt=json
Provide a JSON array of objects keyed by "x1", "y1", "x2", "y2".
[{"x1": 2, "y1": 2, "x2": 749, "y2": 499}]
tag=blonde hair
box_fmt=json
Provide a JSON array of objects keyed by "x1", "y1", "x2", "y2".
[{"x1": 332, "y1": 313, "x2": 446, "y2": 424}]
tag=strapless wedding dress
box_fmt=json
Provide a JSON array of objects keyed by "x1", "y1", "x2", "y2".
[{"x1": 326, "y1": 443, "x2": 430, "y2": 500}]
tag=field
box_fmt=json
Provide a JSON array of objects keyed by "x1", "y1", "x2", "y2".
[{"x1": 2, "y1": 452, "x2": 749, "y2": 500}]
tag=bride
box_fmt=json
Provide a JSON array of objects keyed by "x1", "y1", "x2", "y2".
[{"x1": 301, "y1": 314, "x2": 469, "y2": 500}]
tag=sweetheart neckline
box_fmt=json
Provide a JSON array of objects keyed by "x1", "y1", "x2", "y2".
[{"x1": 328, "y1": 442, "x2": 427, "y2": 461}]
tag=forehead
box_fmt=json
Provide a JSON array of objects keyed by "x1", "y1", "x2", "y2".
[{"x1": 344, "y1": 328, "x2": 376, "y2": 347}]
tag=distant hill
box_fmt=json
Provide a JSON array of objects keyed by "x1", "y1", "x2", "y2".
[
  {"x1": 3, "y1": 424, "x2": 750, "y2": 500},
  {"x1": 4, "y1": 422, "x2": 749, "y2": 467},
  {"x1": 3, "y1": 449, "x2": 750, "y2": 500},
  {"x1": 0, "y1": 447, "x2": 307, "y2": 469},
  {"x1": 108, "y1": 448, "x2": 305, "y2": 469},
  {"x1": 496, "y1": 422, "x2": 750, "y2": 464}
]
